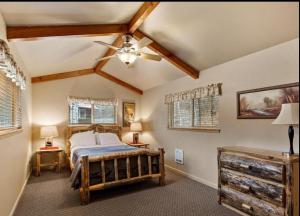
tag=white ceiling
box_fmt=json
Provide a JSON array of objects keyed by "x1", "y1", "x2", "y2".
[
  {"x1": 140, "y1": 2, "x2": 299, "y2": 70},
  {"x1": 0, "y1": 2, "x2": 299, "y2": 91},
  {"x1": 0, "y1": 2, "x2": 143, "y2": 25},
  {"x1": 10, "y1": 36, "x2": 117, "y2": 77}
]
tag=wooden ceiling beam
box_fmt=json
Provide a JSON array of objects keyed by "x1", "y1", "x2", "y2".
[
  {"x1": 95, "y1": 70, "x2": 143, "y2": 95},
  {"x1": 94, "y1": 2, "x2": 160, "y2": 71},
  {"x1": 133, "y1": 30, "x2": 200, "y2": 79},
  {"x1": 31, "y1": 68, "x2": 143, "y2": 95},
  {"x1": 7, "y1": 24, "x2": 128, "y2": 41},
  {"x1": 31, "y1": 69, "x2": 94, "y2": 83},
  {"x1": 128, "y1": 2, "x2": 160, "y2": 33}
]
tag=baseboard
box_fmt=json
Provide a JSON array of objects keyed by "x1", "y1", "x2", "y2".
[
  {"x1": 8, "y1": 171, "x2": 31, "y2": 216},
  {"x1": 165, "y1": 164, "x2": 218, "y2": 189}
]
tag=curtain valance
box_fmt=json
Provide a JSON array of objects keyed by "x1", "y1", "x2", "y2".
[
  {"x1": 0, "y1": 39, "x2": 26, "y2": 90},
  {"x1": 165, "y1": 83, "x2": 222, "y2": 104},
  {"x1": 67, "y1": 96, "x2": 118, "y2": 105}
]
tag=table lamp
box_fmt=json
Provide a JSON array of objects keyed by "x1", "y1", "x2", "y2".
[
  {"x1": 130, "y1": 122, "x2": 142, "y2": 144},
  {"x1": 273, "y1": 103, "x2": 299, "y2": 155},
  {"x1": 40, "y1": 126, "x2": 58, "y2": 147}
]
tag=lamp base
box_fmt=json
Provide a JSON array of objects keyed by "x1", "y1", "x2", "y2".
[
  {"x1": 45, "y1": 137, "x2": 53, "y2": 147},
  {"x1": 45, "y1": 141, "x2": 52, "y2": 147},
  {"x1": 133, "y1": 133, "x2": 139, "y2": 144},
  {"x1": 288, "y1": 125, "x2": 294, "y2": 155}
]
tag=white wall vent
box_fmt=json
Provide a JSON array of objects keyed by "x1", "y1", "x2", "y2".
[{"x1": 175, "y1": 148, "x2": 184, "y2": 164}]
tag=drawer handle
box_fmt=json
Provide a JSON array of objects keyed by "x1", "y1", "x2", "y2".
[
  {"x1": 240, "y1": 164, "x2": 250, "y2": 169},
  {"x1": 242, "y1": 203, "x2": 253, "y2": 211},
  {"x1": 240, "y1": 185, "x2": 250, "y2": 191}
]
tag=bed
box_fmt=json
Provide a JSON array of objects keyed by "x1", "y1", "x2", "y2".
[{"x1": 66, "y1": 124, "x2": 165, "y2": 205}]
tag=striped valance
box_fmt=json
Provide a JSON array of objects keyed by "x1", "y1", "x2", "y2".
[
  {"x1": 67, "y1": 96, "x2": 118, "y2": 106},
  {"x1": 165, "y1": 83, "x2": 222, "y2": 104}
]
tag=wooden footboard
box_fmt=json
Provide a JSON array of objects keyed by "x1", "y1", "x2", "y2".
[{"x1": 80, "y1": 148, "x2": 165, "y2": 205}]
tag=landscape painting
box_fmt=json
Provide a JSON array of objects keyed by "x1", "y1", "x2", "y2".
[{"x1": 237, "y1": 83, "x2": 299, "y2": 119}]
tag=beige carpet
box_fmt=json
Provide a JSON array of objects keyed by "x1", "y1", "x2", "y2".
[{"x1": 14, "y1": 169, "x2": 238, "y2": 216}]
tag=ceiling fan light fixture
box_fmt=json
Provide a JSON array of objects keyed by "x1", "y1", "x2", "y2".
[{"x1": 117, "y1": 51, "x2": 137, "y2": 65}]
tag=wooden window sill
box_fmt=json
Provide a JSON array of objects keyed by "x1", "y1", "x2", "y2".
[
  {"x1": 168, "y1": 127, "x2": 221, "y2": 133},
  {"x1": 0, "y1": 128, "x2": 23, "y2": 137}
]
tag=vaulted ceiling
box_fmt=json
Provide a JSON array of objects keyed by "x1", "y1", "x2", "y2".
[{"x1": 0, "y1": 2, "x2": 298, "y2": 93}]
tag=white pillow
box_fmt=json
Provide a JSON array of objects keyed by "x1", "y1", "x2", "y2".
[
  {"x1": 96, "y1": 132, "x2": 123, "y2": 146},
  {"x1": 69, "y1": 130, "x2": 96, "y2": 149}
]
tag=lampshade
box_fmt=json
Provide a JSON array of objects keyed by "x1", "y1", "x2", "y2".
[
  {"x1": 130, "y1": 122, "x2": 142, "y2": 132},
  {"x1": 272, "y1": 103, "x2": 299, "y2": 125},
  {"x1": 40, "y1": 126, "x2": 58, "y2": 138}
]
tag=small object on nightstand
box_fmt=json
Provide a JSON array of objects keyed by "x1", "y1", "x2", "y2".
[
  {"x1": 130, "y1": 122, "x2": 142, "y2": 143},
  {"x1": 40, "y1": 125, "x2": 58, "y2": 147},
  {"x1": 126, "y1": 142, "x2": 149, "y2": 148},
  {"x1": 36, "y1": 147, "x2": 63, "y2": 176},
  {"x1": 40, "y1": 146, "x2": 59, "y2": 150}
]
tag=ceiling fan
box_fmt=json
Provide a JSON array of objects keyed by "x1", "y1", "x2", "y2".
[{"x1": 94, "y1": 33, "x2": 162, "y2": 66}]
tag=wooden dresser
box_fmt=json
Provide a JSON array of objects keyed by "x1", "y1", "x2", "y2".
[{"x1": 218, "y1": 146, "x2": 299, "y2": 216}]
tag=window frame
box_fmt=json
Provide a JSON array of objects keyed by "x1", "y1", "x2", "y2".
[{"x1": 68, "y1": 99, "x2": 117, "y2": 125}]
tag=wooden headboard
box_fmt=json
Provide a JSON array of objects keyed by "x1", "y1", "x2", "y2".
[{"x1": 65, "y1": 124, "x2": 122, "y2": 160}]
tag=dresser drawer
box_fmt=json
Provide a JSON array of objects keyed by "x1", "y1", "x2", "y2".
[
  {"x1": 220, "y1": 186, "x2": 285, "y2": 216},
  {"x1": 220, "y1": 153, "x2": 285, "y2": 183},
  {"x1": 221, "y1": 169, "x2": 285, "y2": 207}
]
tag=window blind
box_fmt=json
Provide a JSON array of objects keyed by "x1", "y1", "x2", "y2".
[
  {"x1": 0, "y1": 71, "x2": 22, "y2": 130},
  {"x1": 68, "y1": 96, "x2": 117, "y2": 124},
  {"x1": 93, "y1": 104, "x2": 116, "y2": 124},
  {"x1": 165, "y1": 83, "x2": 222, "y2": 130},
  {"x1": 168, "y1": 96, "x2": 219, "y2": 129},
  {"x1": 173, "y1": 100, "x2": 193, "y2": 128}
]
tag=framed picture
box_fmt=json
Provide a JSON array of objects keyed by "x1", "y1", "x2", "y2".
[
  {"x1": 237, "y1": 82, "x2": 299, "y2": 119},
  {"x1": 123, "y1": 102, "x2": 135, "y2": 127}
]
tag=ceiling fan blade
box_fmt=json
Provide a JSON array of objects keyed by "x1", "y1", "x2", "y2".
[
  {"x1": 136, "y1": 37, "x2": 153, "y2": 49},
  {"x1": 94, "y1": 41, "x2": 119, "y2": 50},
  {"x1": 139, "y1": 52, "x2": 162, "y2": 61},
  {"x1": 95, "y1": 55, "x2": 116, "y2": 61}
]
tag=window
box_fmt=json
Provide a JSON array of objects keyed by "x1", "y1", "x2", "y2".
[
  {"x1": 168, "y1": 96, "x2": 219, "y2": 129},
  {"x1": 165, "y1": 83, "x2": 222, "y2": 131},
  {"x1": 0, "y1": 70, "x2": 22, "y2": 131},
  {"x1": 0, "y1": 39, "x2": 25, "y2": 134},
  {"x1": 68, "y1": 96, "x2": 117, "y2": 124}
]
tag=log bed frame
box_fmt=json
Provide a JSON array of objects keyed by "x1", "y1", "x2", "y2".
[{"x1": 66, "y1": 124, "x2": 165, "y2": 205}]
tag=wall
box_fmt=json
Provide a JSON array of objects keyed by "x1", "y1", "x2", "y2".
[
  {"x1": 0, "y1": 13, "x2": 32, "y2": 216},
  {"x1": 31, "y1": 74, "x2": 141, "y2": 154},
  {"x1": 140, "y1": 38, "x2": 299, "y2": 188}
]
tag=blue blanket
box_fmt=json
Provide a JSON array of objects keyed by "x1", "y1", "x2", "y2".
[{"x1": 70, "y1": 145, "x2": 138, "y2": 188}]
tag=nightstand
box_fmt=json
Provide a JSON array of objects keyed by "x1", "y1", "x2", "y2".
[
  {"x1": 36, "y1": 148, "x2": 64, "y2": 176},
  {"x1": 126, "y1": 142, "x2": 150, "y2": 148}
]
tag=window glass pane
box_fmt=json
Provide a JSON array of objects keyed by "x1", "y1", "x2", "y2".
[
  {"x1": 93, "y1": 104, "x2": 115, "y2": 124},
  {"x1": 69, "y1": 102, "x2": 91, "y2": 124},
  {"x1": 173, "y1": 100, "x2": 193, "y2": 128}
]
